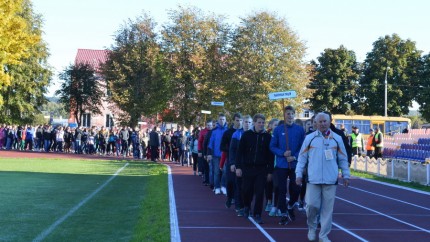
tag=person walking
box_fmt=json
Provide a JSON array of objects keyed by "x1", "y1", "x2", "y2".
[
  {"x1": 295, "y1": 112, "x2": 350, "y2": 242},
  {"x1": 270, "y1": 105, "x2": 305, "y2": 225},
  {"x1": 236, "y1": 113, "x2": 274, "y2": 224},
  {"x1": 373, "y1": 127, "x2": 384, "y2": 159},
  {"x1": 149, "y1": 127, "x2": 160, "y2": 162}
]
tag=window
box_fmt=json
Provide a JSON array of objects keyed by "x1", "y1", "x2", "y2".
[
  {"x1": 82, "y1": 113, "x2": 91, "y2": 127},
  {"x1": 106, "y1": 114, "x2": 114, "y2": 128},
  {"x1": 304, "y1": 110, "x2": 310, "y2": 118}
]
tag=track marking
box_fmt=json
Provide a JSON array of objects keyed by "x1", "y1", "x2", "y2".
[
  {"x1": 247, "y1": 217, "x2": 276, "y2": 242},
  {"x1": 336, "y1": 196, "x2": 430, "y2": 234},
  {"x1": 347, "y1": 185, "x2": 430, "y2": 211},
  {"x1": 167, "y1": 164, "x2": 181, "y2": 242},
  {"x1": 332, "y1": 222, "x2": 369, "y2": 242},
  {"x1": 356, "y1": 177, "x2": 430, "y2": 196},
  {"x1": 33, "y1": 163, "x2": 129, "y2": 242}
]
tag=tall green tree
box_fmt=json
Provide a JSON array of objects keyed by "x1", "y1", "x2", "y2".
[
  {"x1": 56, "y1": 63, "x2": 104, "y2": 126},
  {"x1": 227, "y1": 11, "x2": 311, "y2": 119},
  {"x1": 102, "y1": 14, "x2": 171, "y2": 127},
  {"x1": 0, "y1": 0, "x2": 52, "y2": 124},
  {"x1": 308, "y1": 45, "x2": 360, "y2": 114},
  {"x1": 161, "y1": 6, "x2": 230, "y2": 126},
  {"x1": 0, "y1": 0, "x2": 39, "y2": 104},
  {"x1": 416, "y1": 53, "x2": 430, "y2": 121},
  {"x1": 358, "y1": 34, "x2": 421, "y2": 116}
]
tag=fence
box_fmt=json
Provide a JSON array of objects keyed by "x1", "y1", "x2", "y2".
[{"x1": 351, "y1": 155, "x2": 430, "y2": 185}]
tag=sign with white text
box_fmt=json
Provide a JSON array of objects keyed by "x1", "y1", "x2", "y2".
[
  {"x1": 268, "y1": 90, "x2": 297, "y2": 100},
  {"x1": 201, "y1": 110, "x2": 211, "y2": 114},
  {"x1": 211, "y1": 101, "x2": 224, "y2": 106}
]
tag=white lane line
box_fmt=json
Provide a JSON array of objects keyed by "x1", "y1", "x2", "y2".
[
  {"x1": 356, "y1": 177, "x2": 430, "y2": 196},
  {"x1": 336, "y1": 196, "x2": 430, "y2": 234},
  {"x1": 167, "y1": 165, "x2": 181, "y2": 242},
  {"x1": 349, "y1": 186, "x2": 430, "y2": 211},
  {"x1": 247, "y1": 217, "x2": 276, "y2": 242},
  {"x1": 33, "y1": 163, "x2": 129, "y2": 242},
  {"x1": 332, "y1": 222, "x2": 369, "y2": 242}
]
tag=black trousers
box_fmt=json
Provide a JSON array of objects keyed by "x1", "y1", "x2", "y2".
[
  {"x1": 276, "y1": 167, "x2": 300, "y2": 213},
  {"x1": 242, "y1": 166, "x2": 268, "y2": 217},
  {"x1": 150, "y1": 146, "x2": 158, "y2": 161}
]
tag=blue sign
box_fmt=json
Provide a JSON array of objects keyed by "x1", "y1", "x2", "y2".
[
  {"x1": 268, "y1": 90, "x2": 297, "y2": 100},
  {"x1": 211, "y1": 101, "x2": 224, "y2": 106}
]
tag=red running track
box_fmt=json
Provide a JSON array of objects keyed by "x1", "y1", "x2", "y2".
[
  {"x1": 1, "y1": 150, "x2": 429, "y2": 241},
  {"x1": 167, "y1": 162, "x2": 430, "y2": 242}
]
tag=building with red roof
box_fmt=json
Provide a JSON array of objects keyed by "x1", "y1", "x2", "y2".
[{"x1": 68, "y1": 49, "x2": 116, "y2": 128}]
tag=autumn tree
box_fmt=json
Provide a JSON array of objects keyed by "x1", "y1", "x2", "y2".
[
  {"x1": 0, "y1": 0, "x2": 40, "y2": 106},
  {"x1": 227, "y1": 11, "x2": 311, "y2": 119},
  {"x1": 358, "y1": 34, "x2": 421, "y2": 116},
  {"x1": 308, "y1": 45, "x2": 360, "y2": 114},
  {"x1": 0, "y1": 0, "x2": 52, "y2": 124},
  {"x1": 56, "y1": 63, "x2": 104, "y2": 126},
  {"x1": 161, "y1": 6, "x2": 230, "y2": 126},
  {"x1": 102, "y1": 14, "x2": 172, "y2": 127},
  {"x1": 416, "y1": 53, "x2": 430, "y2": 121}
]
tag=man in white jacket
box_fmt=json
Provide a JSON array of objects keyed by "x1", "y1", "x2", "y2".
[{"x1": 295, "y1": 112, "x2": 350, "y2": 242}]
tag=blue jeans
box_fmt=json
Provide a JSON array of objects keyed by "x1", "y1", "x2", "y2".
[
  {"x1": 211, "y1": 157, "x2": 221, "y2": 189},
  {"x1": 6, "y1": 138, "x2": 12, "y2": 150},
  {"x1": 75, "y1": 140, "x2": 81, "y2": 154},
  {"x1": 44, "y1": 140, "x2": 51, "y2": 152}
]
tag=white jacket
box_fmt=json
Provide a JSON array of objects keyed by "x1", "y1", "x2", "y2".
[{"x1": 296, "y1": 129, "x2": 350, "y2": 184}]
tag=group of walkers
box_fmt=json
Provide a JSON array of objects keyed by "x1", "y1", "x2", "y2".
[
  {"x1": 0, "y1": 124, "x2": 148, "y2": 158},
  {"x1": 183, "y1": 106, "x2": 351, "y2": 242}
]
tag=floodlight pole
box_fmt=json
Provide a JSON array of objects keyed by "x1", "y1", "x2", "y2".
[{"x1": 384, "y1": 66, "x2": 389, "y2": 117}]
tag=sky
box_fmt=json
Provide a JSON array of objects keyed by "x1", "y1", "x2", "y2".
[{"x1": 32, "y1": 0, "x2": 430, "y2": 103}]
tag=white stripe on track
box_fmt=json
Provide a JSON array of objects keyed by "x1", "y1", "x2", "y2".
[
  {"x1": 33, "y1": 162, "x2": 129, "y2": 242},
  {"x1": 349, "y1": 185, "x2": 430, "y2": 211},
  {"x1": 247, "y1": 217, "x2": 276, "y2": 242},
  {"x1": 356, "y1": 177, "x2": 430, "y2": 196},
  {"x1": 332, "y1": 222, "x2": 369, "y2": 242},
  {"x1": 167, "y1": 165, "x2": 181, "y2": 242},
  {"x1": 336, "y1": 196, "x2": 430, "y2": 234}
]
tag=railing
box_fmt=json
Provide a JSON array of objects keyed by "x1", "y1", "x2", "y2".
[{"x1": 351, "y1": 155, "x2": 430, "y2": 185}]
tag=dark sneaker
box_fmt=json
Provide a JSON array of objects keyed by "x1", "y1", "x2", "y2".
[
  {"x1": 279, "y1": 214, "x2": 292, "y2": 225},
  {"x1": 298, "y1": 201, "x2": 305, "y2": 211},
  {"x1": 243, "y1": 207, "x2": 250, "y2": 218},
  {"x1": 253, "y1": 214, "x2": 263, "y2": 224},
  {"x1": 225, "y1": 198, "x2": 232, "y2": 208},
  {"x1": 288, "y1": 208, "x2": 296, "y2": 221},
  {"x1": 237, "y1": 208, "x2": 244, "y2": 217}
]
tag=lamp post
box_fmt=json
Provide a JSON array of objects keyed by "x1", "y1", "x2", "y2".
[{"x1": 384, "y1": 66, "x2": 390, "y2": 117}]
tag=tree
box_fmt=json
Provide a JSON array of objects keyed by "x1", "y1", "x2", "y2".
[
  {"x1": 0, "y1": 0, "x2": 40, "y2": 105},
  {"x1": 0, "y1": 0, "x2": 52, "y2": 124},
  {"x1": 308, "y1": 45, "x2": 360, "y2": 114},
  {"x1": 102, "y1": 13, "x2": 172, "y2": 127},
  {"x1": 358, "y1": 34, "x2": 421, "y2": 116},
  {"x1": 416, "y1": 53, "x2": 430, "y2": 121},
  {"x1": 226, "y1": 11, "x2": 311, "y2": 119},
  {"x1": 56, "y1": 63, "x2": 104, "y2": 126},
  {"x1": 161, "y1": 6, "x2": 230, "y2": 126}
]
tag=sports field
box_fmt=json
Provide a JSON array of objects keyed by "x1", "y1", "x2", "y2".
[{"x1": 0, "y1": 157, "x2": 169, "y2": 242}]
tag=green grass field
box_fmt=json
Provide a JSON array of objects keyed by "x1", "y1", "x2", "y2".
[{"x1": 0, "y1": 158, "x2": 169, "y2": 242}]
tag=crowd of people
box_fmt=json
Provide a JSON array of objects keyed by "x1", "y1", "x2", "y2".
[
  {"x1": 0, "y1": 124, "x2": 151, "y2": 158},
  {"x1": 2, "y1": 105, "x2": 377, "y2": 242},
  {"x1": 162, "y1": 107, "x2": 353, "y2": 242}
]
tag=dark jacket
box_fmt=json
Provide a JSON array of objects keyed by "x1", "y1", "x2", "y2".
[
  {"x1": 220, "y1": 127, "x2": 238, "y2": 153},
  {"x1": 202, "y1": 129, "x2": 213, "y2": 156},
  {"x1": 330, "y1": 123, "x2": 352, "y2": 165},
  {"x1": 236, "y1": 128, "x2": 274, "y2": 174},
  {"x1": 149, "y1": 131, "x2": 160, "y2": 147}
]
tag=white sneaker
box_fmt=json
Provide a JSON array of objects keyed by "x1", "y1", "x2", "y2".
[
  {"x1": 215, "y1": 188, "x2": 221, "y2": 195},
  {"x1": 221, "y1": 186, "x2": 227, "y2": 195},
  {"x1": 308, "y1": 230, "x2": 317, "y2": 241}
]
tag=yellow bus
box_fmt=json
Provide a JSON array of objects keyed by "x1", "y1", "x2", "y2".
[{"x1": 331, "y1": 114, "x2": 411, "y2": 135}]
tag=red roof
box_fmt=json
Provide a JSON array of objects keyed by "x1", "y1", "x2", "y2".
[{"x1": 75, "y1": 49, "x2": 109, "y2": 71}]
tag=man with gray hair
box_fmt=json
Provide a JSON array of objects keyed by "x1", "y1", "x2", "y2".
[{"x1": 295, "y1": 112, "x2": 350, "y2": 242}]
